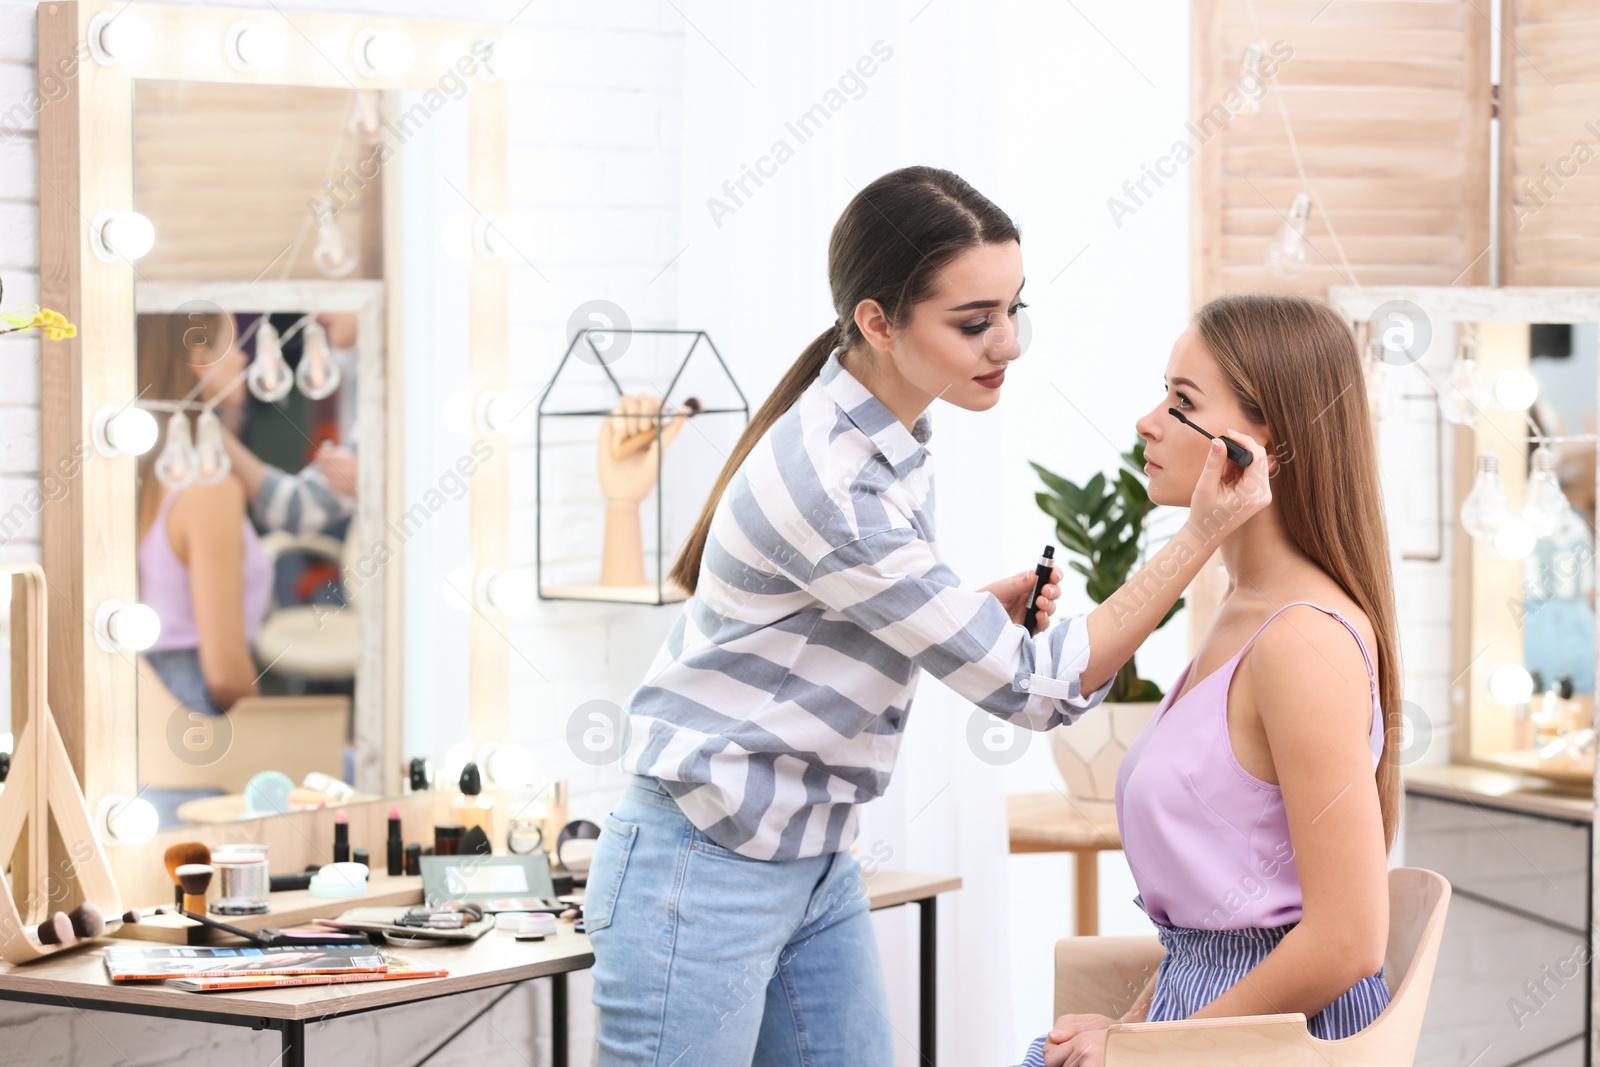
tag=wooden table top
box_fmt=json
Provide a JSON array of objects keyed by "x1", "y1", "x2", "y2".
[
  {"x1": 0, "y1": 869, "x2": 961, "y2": 1021},
  {"x1": 1007, "y1": 791, "x2": 1123, "y2": 853},
  {"x1": 1403, "y1": 763, "x2": 1593, "y2": 823}
]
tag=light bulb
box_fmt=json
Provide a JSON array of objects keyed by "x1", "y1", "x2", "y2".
[
  {"x1": 93, "y1": 404, "x2": 158, "y2": 457},
  {"x1": 1265, "y1": 192, "x2": 1311, "y2": 279},
  {"x1": 90, "y1": 210, "x2": 155, "y2": 263},
  {"x1": 355, "y1": 28, "x2": 415, "y2": 78},
  {"x1": 475, "y1": 390, "x2": 532, "y2": 437},
  {"x1": 97, "y1": 793, "x2": 159, "y2": 846},
  {"x1": 1492, "y1": 368, "x2": 1539, "y2": 411},
  {"x1": 1487, "y1": 664, "x2": 1535, "y2": 707},
  {"x1": 1492, "y1": 517, "x2": 1537, "y2": 559},
  {"x1": 477, "y1": 567, "x2": 535, "y2": 614},
  {"x1": 473, "y1": 214, "x2": 508, "y2": 261},
  {"x1": 153, "y1": 412, "x2": 198, "y2": 489},
  {"x1": 247, "y1": 320, "x2": 293, "y2": 403},
  {"x1": 225, "y1": 20, "x2": 287, "y2": 72},
  {"x1": 1440, "y1": 353, "x2": 1488, "y2": 425},
  {"x1": 193, "y1": 410, "x2": 230, "y2": 485},
  {"x1": 296, "y1": 321, "x2": 342, "y2": 400},
  {"x1": 1522, "y1": 445, "x2": 1571, "y2": 536},
  {"x1": 312, "y1": 217, "x2": 359, "y2": 278},
  {"x1": 89, "y1": 12, "x2": 154, "y2": 66},
  {"x1": 483, "y1": 742, "x2": 537, "y2": 788},
  {"x1": 1233, "y1": 43, "x2": 1265, "y2": 126},
  {"x1": 1459, "y1": 451, "x2": 1509, "y2": 539},
  {"x1": 94, "y1": 600, "x2": 161, "y2": 653}
]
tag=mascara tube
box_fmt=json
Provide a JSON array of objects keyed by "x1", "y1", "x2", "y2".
[{"x1": 1022, "y1": 546, "x2": 1055, "y2": 633}]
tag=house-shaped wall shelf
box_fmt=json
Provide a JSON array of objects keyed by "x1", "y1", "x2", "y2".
[{"x1": 536, "y1": 328, "x2": 748, "y2": 605}]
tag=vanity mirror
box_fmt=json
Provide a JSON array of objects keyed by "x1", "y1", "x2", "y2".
[
  {"x1": 37, "y1": 2, "x2": 511, "y2": 885},
  {"x1": 1333, "y1": 287, "x2": 1600, "y2": 790}
]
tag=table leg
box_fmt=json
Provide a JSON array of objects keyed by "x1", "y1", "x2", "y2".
[
  {"x1": 918, "y1": 895, "x2": 936, "y2": 1066},
  {"x1": 552, "y1": 972, "x2": 568, "y2": 1067},
  {"x1": 281, "y1": 1019, "x2": 306, "y2": 1067},
  {"x1": 1074, "y1": 851, "x2": 1099, "y2": 937}
]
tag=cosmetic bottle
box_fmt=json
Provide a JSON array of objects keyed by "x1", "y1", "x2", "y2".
[{"x1": 453, "y1": 762, "x2": 494, "y2": 838}]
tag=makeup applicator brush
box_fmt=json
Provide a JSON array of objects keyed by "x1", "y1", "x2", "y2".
[
  {"x1": 34, "y1": 912, "x2": 73, "y2": 946},
  {"x1": 611, "y1": 396, "x2": 702, "y2": 460},
  {"x1": 165, "y1": 842, "x2": 211, "y2": 907},
  {"x1": 175, "y1": 863, "x2": 214, "y2": 915},
  {"x1": 1167, "y1": 408, "x2": 1253, "y2": 468}
]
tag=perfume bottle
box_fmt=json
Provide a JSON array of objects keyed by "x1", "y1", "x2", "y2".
[{"x1": 453, "y1": 762, "x2": 495, "y2": 838}]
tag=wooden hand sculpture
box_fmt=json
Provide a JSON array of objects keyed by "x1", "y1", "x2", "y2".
[{"x1": 598, "y1": 393, "x2": 692, "y2": 587}]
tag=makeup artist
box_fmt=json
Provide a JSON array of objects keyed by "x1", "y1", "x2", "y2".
[{"x1": 585, "y1": 166, "x2": 1272, "y2": 1066}]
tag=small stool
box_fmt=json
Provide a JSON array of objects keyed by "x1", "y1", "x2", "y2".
[{"x1": 1006, "y1": 792, "x2": 1122, "y2": 936}]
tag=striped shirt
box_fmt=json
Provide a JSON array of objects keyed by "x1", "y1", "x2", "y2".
[
  {"x1": 622, "y1": 348, "x2": 1112, "y2": 861},
  {"x1": 256, "y1": 456, "x2": 356, "y2": 537}
]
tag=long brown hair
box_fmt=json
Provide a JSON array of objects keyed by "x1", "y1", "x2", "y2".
[
  {"x1": 669, "y1": 165, "x2": 1020, "y2": 593},
  {"x1": 1195, "y1": 294, "x2": 1402, "y2": 852},
  {"x1": 136, "y1": 311, "x2": 232, "y2": 538}
]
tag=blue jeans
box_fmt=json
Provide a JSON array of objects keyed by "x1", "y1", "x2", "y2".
[{"x1": 587, "y1": 775, "x2": 895, "y2": 1066}]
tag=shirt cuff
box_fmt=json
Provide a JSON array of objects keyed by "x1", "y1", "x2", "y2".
[{"x1": 1012, "y1": 614, "x2": 1114, "y2": 709}]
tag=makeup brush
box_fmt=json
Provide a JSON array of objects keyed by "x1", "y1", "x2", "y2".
[
  {"x1": 175, "y1": 863, "x2": 214, "y2": 915},
  {"x1": 164, "y1": 842, "x2": 211, "y2": 908},
  {"x1": 34, "y1": 912, "x2": 72, "y2": 946},
  {"x1": 67, "y1": 901, "x2": 106, "y2": 939},
  {"x1": 611, "y1": 396, "x2": 702, "y2": 460},
  {"x1": 1166, "y1": 408, "x2": 1253, "y2": 468}
]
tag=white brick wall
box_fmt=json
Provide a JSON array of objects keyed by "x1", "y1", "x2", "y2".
[{"x1": 0, "y1": 1, "x2": 684, "y2": 1063}]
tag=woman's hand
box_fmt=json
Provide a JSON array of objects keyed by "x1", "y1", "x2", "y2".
[
  {"x1": 1043, "y1": 1026, "x2": 1108, "y2": 1067},
  {"x1": 980, "y1": 565, "x2": 1061, "y2": 634},
  {"x1": 1185, "y1": 427, "x2": 1271, "y2": 545},
  {"x1": 1043, "y1": 1014, "x2": 1117, "y2": 1067}
]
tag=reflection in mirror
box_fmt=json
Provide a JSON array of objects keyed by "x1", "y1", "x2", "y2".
[
  {"x1": 1521, "y1": 324, "x2": 1596, "y2": 721},
  {"x1": 1466, "y1": 321, "x2": 1598, "y2": 783},
  {"x1": 128, "y1": 79, "x2": 472, "y2": 828}
]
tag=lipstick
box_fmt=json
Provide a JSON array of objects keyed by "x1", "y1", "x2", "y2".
[
  {"x1": 1022, "y1": 546, "x2": 1055, "y2": 633},
  {"x1": 1166, "y1": 408, "x2": 1253, "y2": 467},
  {"x1": 333, "y1": 808, "x2": 349, "y2": 863},
  {"x1": 387, "y1": 805, "x2": 403, "y2": 877}
]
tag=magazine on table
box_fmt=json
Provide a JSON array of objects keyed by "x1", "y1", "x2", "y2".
[
  {"x1": 103, "y1": 942, "x2": 386, "y2": 982},
  {"x1": 165, "y1": 953, "x2": 448, "y2": 992}
]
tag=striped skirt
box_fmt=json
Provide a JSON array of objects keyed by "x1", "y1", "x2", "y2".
[{"x1": 1012, "y1": 917, "x2": 1390, "y2": 1067}]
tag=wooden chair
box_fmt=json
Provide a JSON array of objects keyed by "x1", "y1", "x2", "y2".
[
  {"x1": 135, "y1": 654, "x2": 349, "y2": 798},
  {"x1": 1053, "y1": 867, "x2": 1451, "y2": 1066}
]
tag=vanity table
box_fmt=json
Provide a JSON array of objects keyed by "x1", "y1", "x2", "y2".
[
  {"x1": 1404, "y1": 766, "x2": 1592, "y2": 1067},
  {"x1": 0, "y1": 868, "x2": 962, "y2": 1067}
]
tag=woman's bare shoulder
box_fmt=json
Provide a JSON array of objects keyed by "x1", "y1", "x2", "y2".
[{"x1": 167, "y1": 478, "x2": 247, "y2": 543}]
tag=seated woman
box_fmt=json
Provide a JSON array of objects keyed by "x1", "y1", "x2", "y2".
[
  {"x1": 1018, "y1": 294, "x2": 1399, "y2": 1067},
  {"x1": 137, "y1": 312, "x2": 272, "y2": 716}
]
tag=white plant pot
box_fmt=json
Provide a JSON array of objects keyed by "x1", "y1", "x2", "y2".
[{"x1": 1050, "y1": 700, "x2": 1161, "y2": 803}]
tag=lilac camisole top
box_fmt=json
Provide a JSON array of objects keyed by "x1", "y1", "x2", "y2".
[
  {"x1": 1113, "y1": 601, "x2": 1384, "y2": 931},
  {"x1": 137, "y1": 488, "x2": 273, "y2": 653}
]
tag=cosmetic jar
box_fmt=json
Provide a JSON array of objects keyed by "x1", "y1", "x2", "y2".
[
  {"x1": 211, "y1": 844, "x2": 270, "y2": 915},
  {"x1": 308, "y1": 861, "x2": 369, "y2": 898}
]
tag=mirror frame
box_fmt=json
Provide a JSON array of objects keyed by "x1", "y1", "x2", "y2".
[
  {"x1": 1330, "y1": 285, "x2": 1600, "y2": 776},
  {"x1": 37, "y1": 2, "x2": 509, "y2": 828}
]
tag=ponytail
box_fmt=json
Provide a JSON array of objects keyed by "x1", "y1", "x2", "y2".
[
  {"x1": 669, "y1": 325, "x2": 838, "y2": 594},
  {"x1": 668, "y1": 165, "x2": 1020, "y2": 595}
]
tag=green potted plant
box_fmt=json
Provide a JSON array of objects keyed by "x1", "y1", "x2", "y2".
[{"x1": 1030, "y1": 439, "x2": 1183, "y2": 800}]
